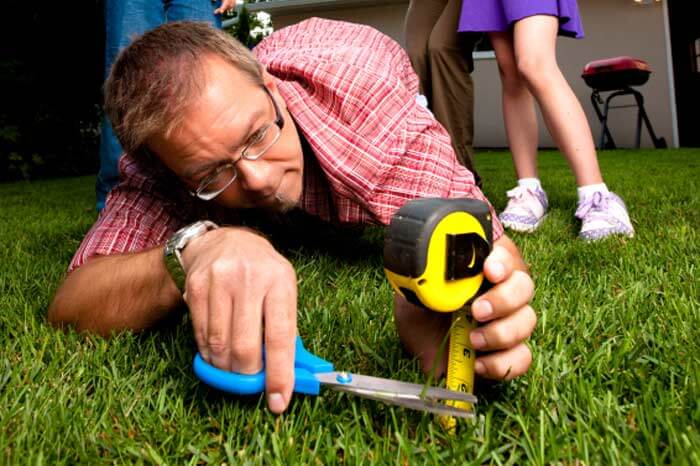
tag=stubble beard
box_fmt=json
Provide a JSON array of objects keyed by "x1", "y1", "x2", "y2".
[{"x1": 273, "y1": 192, "x2": 299, "y2": 213}]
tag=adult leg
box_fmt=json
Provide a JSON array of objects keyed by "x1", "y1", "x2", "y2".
[
  {"x1": 97, "y1": 0, "x2": 164, "y2": 211},
  {"x1": 489, "y1": 31, "x2": 539, "y2": 180},
  {"x1": 404, "y1": 0, "x2": 445, "y2": 99},
  {"x1": 166, "y1": 0, "x2": 222, "y2": 26},
  {"x1": 427, "y1": 0, "x2": 480, "y2": 183},
  {"x1": 512, "y1": 15, "x2": 602, "y2": 186}
]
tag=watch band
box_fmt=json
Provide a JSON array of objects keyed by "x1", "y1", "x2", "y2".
[{"x1": 164, "y1": 220, "x2": 218, "y2": 293}]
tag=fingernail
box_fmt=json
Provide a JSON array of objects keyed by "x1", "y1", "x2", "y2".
[
  {"x1": 268, "y1": 392, "x2": 285, "y2": 413},
  {"x1": 472, "y1": 299, "x2": 493, "y2": 320},
  {"x1": 470, "y1": 331, "x2": 486, "y2": 349},
  {"x1": 475, "y1": 360, "x2": 486, "y2": 375},
  {"x1": 491, "y1": 261, "x2": 505, "y2": 280}
]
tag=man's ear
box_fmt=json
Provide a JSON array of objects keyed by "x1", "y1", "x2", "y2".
[
  {"x1": 261, "y1": 68, "x2": 276, "y2": 90},
  {"x1": 261, "y1": 68, "x2": 286, "y2": 108}
]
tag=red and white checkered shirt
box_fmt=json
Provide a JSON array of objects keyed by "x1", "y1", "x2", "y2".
[{"x1": 69, "y1": 18, "x2": 503, "y2": 272}]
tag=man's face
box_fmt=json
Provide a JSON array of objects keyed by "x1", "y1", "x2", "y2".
[{"x1": 149, "y1": 55, "x2": 304, "y2": 211}]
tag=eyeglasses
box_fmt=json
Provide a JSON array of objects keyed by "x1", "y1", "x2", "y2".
[{"x1": 190, "y1": 86, "x2": 285, "y2": 201}]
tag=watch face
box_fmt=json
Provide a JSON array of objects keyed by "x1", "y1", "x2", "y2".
[{"x1": 170, "y1": 221, "x2": 217, "y2": 252}]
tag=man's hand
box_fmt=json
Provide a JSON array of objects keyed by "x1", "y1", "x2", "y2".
[
  {"x1": 181, "y1": 227, "x2": 298, "y2": 413},
  {"x1": 393, "y1": 235, "x2": 536, "y2": 380},
  {"x1": 214, "y1": 0, "x2": 237, "y2": 15}
]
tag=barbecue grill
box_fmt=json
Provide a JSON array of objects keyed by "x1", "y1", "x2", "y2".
[{"x1": 582, "y1": 56, "x2": 666, "y2": 149}]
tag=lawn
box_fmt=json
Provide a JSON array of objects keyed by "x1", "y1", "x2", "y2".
[{"x1": 1, "y1": 149, "x2": 698, "y2": 464}]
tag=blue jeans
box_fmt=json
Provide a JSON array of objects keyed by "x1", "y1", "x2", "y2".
[{"x1": 96, "y1": 0, "x2": 222, "y2": 211}]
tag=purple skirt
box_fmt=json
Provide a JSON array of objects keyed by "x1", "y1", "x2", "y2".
[{"x1": 458, "y1": 0, "x2": 584, "y2": 39}]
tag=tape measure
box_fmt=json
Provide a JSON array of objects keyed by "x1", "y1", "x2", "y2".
[{"x1": 383, "y1": 198, "x2": 492, "y2": 427}]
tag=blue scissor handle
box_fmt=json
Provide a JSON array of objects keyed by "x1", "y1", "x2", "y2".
[{"x1": 193, "y1": 336, "x2": 334, "y2": 396}]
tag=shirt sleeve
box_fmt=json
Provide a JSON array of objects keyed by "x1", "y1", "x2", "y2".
[{"x1": 68, "y1": 160, "x2": 191, "y2": 273}]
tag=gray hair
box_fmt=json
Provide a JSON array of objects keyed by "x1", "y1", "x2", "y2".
[{"x1": 104, "y1": 21, "x2": 264, "y2": 157}]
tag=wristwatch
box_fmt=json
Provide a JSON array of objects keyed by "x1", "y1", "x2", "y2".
[{"x1": 164, "y1": 220, "x2": 219, "y2": 293}]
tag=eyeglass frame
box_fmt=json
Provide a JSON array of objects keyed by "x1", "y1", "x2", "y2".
[{"x1": 189, "y1": 86, "x2": 285, "y2": 201}]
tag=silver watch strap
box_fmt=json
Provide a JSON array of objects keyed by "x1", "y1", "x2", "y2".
[{"x1": 164, "y1": 220, "x2": 218, "y2": 293}]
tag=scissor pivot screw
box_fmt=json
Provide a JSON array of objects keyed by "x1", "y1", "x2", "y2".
[{"x1": 336, "y1": 372, "x2": 353, "y2": 384}]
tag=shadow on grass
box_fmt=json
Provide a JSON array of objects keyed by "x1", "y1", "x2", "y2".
[{"x1": 237, "y1": 209, "x2": 385, "y2": 264}]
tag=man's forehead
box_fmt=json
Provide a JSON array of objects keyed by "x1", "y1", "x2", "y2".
[
  {"x1": 148, "y1": 83, "x2": 266, "y2": 178},
  {"x1": 200, "y1": 53, "x2": 259, "y2": 88}
]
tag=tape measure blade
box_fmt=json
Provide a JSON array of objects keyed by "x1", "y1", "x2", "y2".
[{"x1": 445, "y1": 308, "x2": 476, "y2": 411}]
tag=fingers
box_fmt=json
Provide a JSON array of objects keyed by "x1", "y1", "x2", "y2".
[
  {"x1": 471, "y1": 241, "x2": 534, "y2": 323},
  {"x1": 185, "y1": 270, "x2": 210, "y2": 362},
  {"x1": 214, "y1": 0, "x2": 236, "y2": 14},
  {"x1": 469, "y1": 304, "x2": 536, "y2": 352},
  {"x1": 471, "y1": 269, "x2": 534, "y2": 322},
  {"x1": 475, "y1": 343, "x2": 532, "y2": 380},
  {"x1": 206, "y1": 278, "x2": 233, "y2": 370},
  {"x1": 181, "y1": 227, "x2": 300, "y2": 415},
  {"x1": 262, "y1": 267, "x2": 298, "y2": 414},
  {"x1": 229, "y1": 292, "x2": 264, "y2": 375},
  {"x1": 483, "y1": 244, "x2": 516, "y2": 284}
]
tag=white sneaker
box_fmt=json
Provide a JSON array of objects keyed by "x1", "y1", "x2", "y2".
[
  {"x1": 576, "y1": 191, "x2": 634, "y2": 240},
  {"x1": 498, "y1": 185, "x2": 549, "y2": 233}
]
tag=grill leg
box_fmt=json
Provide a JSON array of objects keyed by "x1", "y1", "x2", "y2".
[
  {"x1": 600, "y1": 92, "x2": 620, "y2": 149},
  {"x1": 635, "y1": 91, "x2": 643, "y2": 149},
  {"x1": 631, "y1": 89, "x2": 667, "y2": 149},
  {"x1": 590, "y1": 87, "x2": 666, "y2": 149},
  {"x1": 591, "y1": 92, "x2": 605, "y2": 149},
  {"x1": 591, "y1": 91, "x2": 617, "y2": 149}
]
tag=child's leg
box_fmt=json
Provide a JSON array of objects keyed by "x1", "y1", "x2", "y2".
[
  {"x1": 489, "y1": 31, "x2": 539, "y2": 180},
  {"x1": 511, "y1": 16, "x2": 633, "y2": 239},
  {"x1": 489, "y1": 31, "x2": 548, "y2": 233},
  {"x1": 511, "y1": 15, "x2": 603, "y2": 186}
]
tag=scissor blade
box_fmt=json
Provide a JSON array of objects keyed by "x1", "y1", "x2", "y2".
[
  {"x1": 314, "y1": 372, "x2": 477, "y2": 416},
  {"x1": 354, "y1": 391, "x2": 476, "y2": 418}
]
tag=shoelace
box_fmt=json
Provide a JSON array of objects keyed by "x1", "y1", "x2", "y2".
[
  {"x1": 505, "y1": 186, "x2": 540, "y2": 214},
  {"x1": 575, "y1": 191, "x2": 608, "y2": 219}
]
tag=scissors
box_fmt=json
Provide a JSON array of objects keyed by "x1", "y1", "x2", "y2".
[{"x1": 193, "y1": 336, "x2": 477, "y2": 418}]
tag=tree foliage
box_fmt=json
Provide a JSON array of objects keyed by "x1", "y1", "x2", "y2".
[
  {"x1": 0, "y1": 1, "x2": 274, "y2": 182},
  {"x1": 1, "y1": 1, "x2": 103, "y2": 181},
  {"x1": 223, "y1": 1, "x2": 273, "y2": 49}
]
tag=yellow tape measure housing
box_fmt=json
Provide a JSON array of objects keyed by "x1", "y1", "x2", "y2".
[
  {"x1": 384, "y1": 198, "x2": 492, "y2": 312},
  {"x1": 384, "y1": 198, "x2": 492, "y2": 430}
]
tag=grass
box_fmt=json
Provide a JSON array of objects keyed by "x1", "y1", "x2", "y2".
[{"x1": 1, "y1": 149, "x2": 698, "y2": 464}]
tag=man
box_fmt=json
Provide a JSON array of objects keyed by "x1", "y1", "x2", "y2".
[{"x1": 49, "y1": 20, "x2": 536, "y2": 414}]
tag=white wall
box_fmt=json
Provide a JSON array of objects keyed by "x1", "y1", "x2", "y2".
[
  {"x1": 258, "y1": 0, "x2": 675, "y2": 149},
  {"x1": 263, "y1": 2, "x2": 407, "y2": 43}
]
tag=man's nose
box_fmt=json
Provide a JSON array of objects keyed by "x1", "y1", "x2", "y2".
[{"x1": 236, "y1": 158, "x2": 275, "y2": 195}]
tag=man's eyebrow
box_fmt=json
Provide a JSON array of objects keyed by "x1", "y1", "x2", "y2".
[{"x1": 183, "y1": 108, "x2": 265, "y2": 179}]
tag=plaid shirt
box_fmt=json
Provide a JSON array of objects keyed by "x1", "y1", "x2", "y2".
[{"x1": 69, "y1": 18, "x2": 503, "y2": 272}]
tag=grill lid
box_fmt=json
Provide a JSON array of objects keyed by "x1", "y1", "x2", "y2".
[
  {"x1": 582, "y1": 56, "x2": 651, "y2": 91},
  {"x1": 583, "y1": 56, "x2": 651, "y2": 76}
]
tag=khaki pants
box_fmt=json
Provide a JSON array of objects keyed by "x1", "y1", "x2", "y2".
[{"x1": 405, "y1": 0, "x2": 480, "y2": 186}]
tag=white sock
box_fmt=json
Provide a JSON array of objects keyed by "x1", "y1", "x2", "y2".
[
  {"x1": 577, "y1": 183, "x2": 608, "y2": 202},
  {"x1": 517, "y1": 178, "x2": 542, "y2": 191}
]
